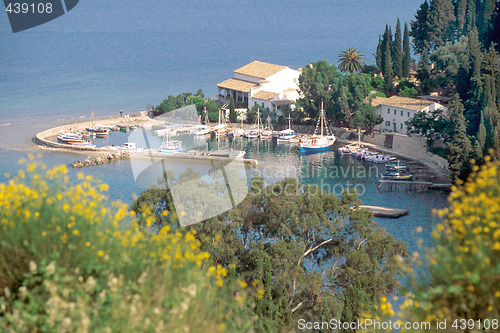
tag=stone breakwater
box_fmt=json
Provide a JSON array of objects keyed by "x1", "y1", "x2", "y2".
[{"x1": 70, "y1": 151, "x2": 130, "y2": 168}]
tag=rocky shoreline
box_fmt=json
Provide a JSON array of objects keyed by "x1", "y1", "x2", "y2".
[{"x1": 70, "y1": 151, "x2": 130, "y2": 168}]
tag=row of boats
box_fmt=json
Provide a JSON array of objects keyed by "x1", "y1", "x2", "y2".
[
  {"x1": 154, "y1": 104, "x2": 337, "y2": 153},
  {"x1": 56, "y1": 124, "x2": 138, "y2": 147},
  {"x1": 338, "y1": 143, "x2": 413, "y2": 180}
]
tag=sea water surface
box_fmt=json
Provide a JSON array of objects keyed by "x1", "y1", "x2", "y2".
[{"x1": 0, "y1": 0, "x2": 445, "y2": 256}]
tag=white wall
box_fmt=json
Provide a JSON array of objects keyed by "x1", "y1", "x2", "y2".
[{"x1": 259, "y1": 68, "x2": 300, "y2": 94}]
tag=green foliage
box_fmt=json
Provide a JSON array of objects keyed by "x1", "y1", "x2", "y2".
[
  {"x1": 402, "y1": 22, "x2": 411, "y2": 78},
  {"x1": 352, "y1": 103, "x2": 383, "y2": 134},
  {"x1": 0, "y1": 160, "x2": 253, "y2": 332},
  {"x1": 152, "y1": 89, "x2": 221, "y2": 118},
  {"x1": 410, "y1": 0, "x2": 431, "y2": 54},
  {"x1": 370, "y1": 75, "x2": 384, "y2": 91},
  {"x1": 447, "y1": 95, "x2": 474, "y2": 180},
  {"x1": 416, "y1": 48, "x2": 431, "y2": 95},
  {"x1": 398, "y1": 86, "x2": 419, "y2": 98},
  {"x1": 133, "y1": 176, "x2": 409, "y2": 331},
  {"x1": 228, "y1": 96, "x2": 237, "y2": 123},
  {"x1": 402, "y1": 158, "x2": 500, "y2": 331},
  {"x1": 383, "y1": 28, "x2": 394, "y2": 94},
  {"x1": 428, "y1": 0, "x2": 456, "y2": 49},
  {"x1": 393, "y1": 18, "x2": 403, "y2": 78},
  {"x1": 338, "y1": 48, "x2": 365, "y2": 74},
  {"x1": 405, "y1": 108, "x2": 450, "y2": 147}
]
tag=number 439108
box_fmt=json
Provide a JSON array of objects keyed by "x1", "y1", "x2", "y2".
[
  {"x1": 452, "y1": 318, "x2": 498, "y2": 330},
  {"x1": 6, "y1": 2, "x2": 53, "y2": 14}
]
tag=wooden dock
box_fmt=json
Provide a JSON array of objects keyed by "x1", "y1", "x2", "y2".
[
  {"x1": 359, "y1": 205, "x2": 409, "y2": 218},
  {"x1": 377, "y1": 180, "x2": 451, "y2": 191}
]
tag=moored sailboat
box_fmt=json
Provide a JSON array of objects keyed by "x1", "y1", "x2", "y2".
[{"x1": 299, "y1": 102, "x2": 335, "y2": 153}]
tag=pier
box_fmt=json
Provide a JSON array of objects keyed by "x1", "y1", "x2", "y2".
[
  {"x1": 359, "y1": 205, "x2": 409, "y2": 218},
  {"x1": 377, "y1": 180, "x2": 451, "y2": 192}
]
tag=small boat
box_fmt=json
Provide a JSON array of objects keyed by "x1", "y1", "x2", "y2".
[
  {"x1": 214, "y1": 108, "x2": 228, "y2": 137},
  {"x1": 122, "y1": 142, "x2": 139, "y2": 151},
  {"x1": 71, "y1": 141, "x2": 96, "y2": 148},
  {"x1": 260, "y1": 116, "x2": 273, "y2": 141},
  {"x1": 300, "y1": 102, "x2": 336, "y2": 153},
  {"x1": 338, "y1": 143, "x2": 361, "y2": 155},
  {"x1": 245, "y1": 108, "x2": 262, "y2": 139},
  {"x1": 386, "y1": 160, "x2": 409, "y2": 171},
  {"x1": 384, "y1": 174, "x2": 413, "y2": 181},
  {"x1": 365, "y1": 154, "x2": 396, "y2": 163},
  {"x1": 117, "y1": 125, "x2": 128, "y2": 133},
  {"x1": 191, "y1": 125, "x2": 212, "y2": 136},
  {"x1": 276, "y1": 113, "x2": 297, "y2": 143},
  {"x1": 159, "y1": 133, "x2": 182, "y2": 153}
]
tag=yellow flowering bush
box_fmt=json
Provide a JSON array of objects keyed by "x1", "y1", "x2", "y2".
[
  {"x1": 0, "y1": 157, "x2": 253, "y2": 332},
  {"x1": 358, "y1": 156, "x2": 499, "y2": 332}
]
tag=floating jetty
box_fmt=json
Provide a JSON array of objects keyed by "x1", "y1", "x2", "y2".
[
  {"x1": 377, "y1": 180, "x2": 451, "y2": 192},
  {"x1": 359, "y1": 205, "x2": 409, "y2": 218}
]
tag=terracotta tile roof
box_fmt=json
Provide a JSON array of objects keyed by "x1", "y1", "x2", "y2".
[
  {"x1": 371, "y1": 96, "x2": 434, "y2": 111},
  {"x1": 272, "y1": 99, "x2": 295, "y2": 106},
  {"x1": 251, "y1": 90, "x2": 280, "y2": 100},
  {"x1": 234, "y1": 61, "x2": 287, "y2": 79},
  {"x1": 217, "y1": 78, "x2": 259, "y2": 93}
]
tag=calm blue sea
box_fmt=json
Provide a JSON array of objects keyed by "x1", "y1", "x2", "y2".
[{"x1": 0, "y1": 0, "x2": 444, "y2": 255}]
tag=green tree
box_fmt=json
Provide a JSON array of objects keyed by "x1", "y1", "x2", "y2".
[
  {"x1": 376, "y1": 35, "x2": 383, "y2": 72},
  {"x1": 428, "y1": 0, "x2": 456, "y2": 49},
  {"x1": 455, "y1": 0, "x2": 468, "y2": 35},
  {"x1": 416, "y1": 48, "x2": 431, "y2": 94},
  {"x1": 393, "y1": 18, "x2": 403, "y2": 78},
  {"x1": 402, "y1": 158, "x2": 500, "y2": 329},
  {"x1": 402, "y1": 22, "x2": 411, "y2": 77},
  {"x1": 410, "y1": 0, "x2": 431, "y2": 54},
  {"x1": 134, "y1": 176, "x2": 409, "y2": 330},
  {"x1": 464, "y1": 0, "x2": 477, "y2": 34},
  {"x1": 383, "y1": 28, "x2": 394, "y2": 94},
  {"x1": 298, "y1": 60, "x2": 342, "y2": 119},
  {"x1": 447, "y1": 95, "x2": 474, "y2": 180},
  {"x1": 405, "y1": 108, "x2": 450, "y2": 147},
  {"x1": 229, "y1": 96, "x2": 237, "y2": 123},
  {"x1": 352, "y1": 103, "x2": 383, "y2": 135},
  {"x1": 338, "y1": 47, "x2": 365, "y2": 74}
]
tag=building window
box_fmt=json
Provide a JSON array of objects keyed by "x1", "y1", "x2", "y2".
[
  {"x1": 394, "y1": 109, "x2": 397, "y2": 115},
  {"x1": 254, "y1": 102, "x2": 257, "y2": 106},
  {"x1": 385, "y1": 121, "x2": 390, "y2": 127},
  {"x1": 262, "y1": 103, "x2": 265, "y2": 108},
  {"x1": 401, "y1": 110, "x2": 404, "y2": 116},
  {"x1": 401, "y1": 123, "x2": 404, "y2": 129},
  {"x1": 408, "y1": 111, "x2": 410, "y2": 117},
  {"x1": 388, "y1": 108, "x2": 390, "y2": 114}
]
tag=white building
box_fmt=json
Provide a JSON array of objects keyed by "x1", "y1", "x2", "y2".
[
  {"x1": 371, "y1": 96, "x2": 447, "y2": 133},
  {"x1": 217, "y1": 61, "x2": 300, "y2": 116}
]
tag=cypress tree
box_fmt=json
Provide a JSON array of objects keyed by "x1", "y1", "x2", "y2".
[
  {"x1": 428, "y1": 0, "x2": 456, "y2": 48},
  {"x1": 464, "y1": 0, "x2": 476, "y2": 34},
  {"x1": 478, "y1": 111, "x2": 487, "y2": 151},
  {"x1": 456, "y1": 0, "x2": 468, "y2": 34},
  {"x1": 447, "y1": 95, "x2": 473, "y2": 181},
  {"x1": 393, "y1": 18, "x2": 403, "y2": 78},
  {"x1": 229, "y1": 96, "x2": 237, "y2": 123},
  {"x1": 473, "y1": 138, "x2": 484, "y2": 159},
  {"x1": 478, "y1": 0, "x2": 496, "y2": 45},
  {"x1": 383, "y1": 30, "x2": 394, "y2": 94},
  {"x1": 376, "y1": 35, "x2": 383, "y2": 72},
  {"x1": 403, "y1": 22, "x2": 411, "y2": 78},
  {"x1": 411, "y1": 0, "x2": 431, "y2": 54},
  {"x1": 381, "y1": 25, "x2": 392, "y2": 76},
  {"x1": 417, "y1": 48, "x2": 431, "y2": 94}
]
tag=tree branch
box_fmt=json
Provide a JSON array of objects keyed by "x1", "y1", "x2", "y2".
[{"x1": 303, "y1": 237, "x2": 334, "y2": 258}]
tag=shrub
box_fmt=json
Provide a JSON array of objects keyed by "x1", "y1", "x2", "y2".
[{"x1": 0, "y1": 157, "x2": 253, "y2": 332}]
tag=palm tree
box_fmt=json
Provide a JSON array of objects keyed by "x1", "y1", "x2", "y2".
[{"x1": 338, "y1": 48, "x2": 365, "y2": 74}]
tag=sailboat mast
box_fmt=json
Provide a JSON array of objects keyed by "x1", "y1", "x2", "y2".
[
  {"x1": 288, "y1": 113, "x2": 292, "y2": 130},
  {"x1": 320, "y1": 102, "x2": 324, "y2": 137}
]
